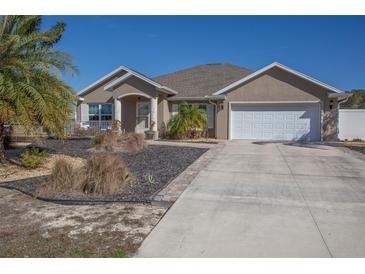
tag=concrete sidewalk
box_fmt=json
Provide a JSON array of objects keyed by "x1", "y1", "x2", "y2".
[{"x1": 137, "y1": 141, "x2": 365, "y2": 257}]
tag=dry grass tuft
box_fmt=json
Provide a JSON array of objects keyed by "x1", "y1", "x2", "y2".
[
  {"x1": 124, "y1": 133, "x2": 145, "y2": 152},
  {"x1": 93, "y1": 131, "x2": 145, "y2": 152},
  {"x1": 36, "y1": 158, "x2": 78, "y2": 197},
  {"x1": 36, "y1": 154, "x2": 132, "y2": 197},
  {"x1": 82, "y1": 154, "x2": 131, "y2": 195}
]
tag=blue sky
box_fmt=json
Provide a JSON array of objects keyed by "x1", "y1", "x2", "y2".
[{"x1": 42, "y1": 16, "x2": 365, "y2": 93}]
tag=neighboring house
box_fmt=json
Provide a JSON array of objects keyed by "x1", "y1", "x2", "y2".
[{"x1": 76, "y1": 62, "x2": 347, "y2": 141}]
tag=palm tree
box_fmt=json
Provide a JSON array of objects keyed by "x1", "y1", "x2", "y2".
[
  {"x1": 0, "y1": 16, "x2": 78, "y2": 162},
  {"x1": 167, "y1": 103, "x2": 207, "y2": 139}
]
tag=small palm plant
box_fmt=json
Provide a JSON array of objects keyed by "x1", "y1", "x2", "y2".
[
  {"x1": 167, "y1": 103, "x2": 207, "y2": 139},
  {"x1": 0, "y1": 15, "x2": 78, "y2": 162}
]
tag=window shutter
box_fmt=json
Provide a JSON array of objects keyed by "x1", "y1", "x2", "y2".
[
  {"x1": 172, "y1": 104, "x2": 179, "y2": 118},
  {"x1": 80, "y1": 103, "x2": 89, "y2": 121},
  {"x1": 207, "y1": 104, "x2": 214, "y2": 129}
]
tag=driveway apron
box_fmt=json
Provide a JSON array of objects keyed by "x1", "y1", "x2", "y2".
[{"x1": 137, "y1": 140, "x2": 365, "y2": 257}]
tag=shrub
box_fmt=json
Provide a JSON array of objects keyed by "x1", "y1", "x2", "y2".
[
  {"x1": 114, "y1": 249, "x2": 128, "y2": 258},
  {"x1": 20, "y1": 147, "x2": 49, "y2": 168},
  {"x1": 81, "y1": 154, "x2": 132, "y2": 195},
  {"x1": 167, "y1": 103, "x2": 207, "y2": 139}
]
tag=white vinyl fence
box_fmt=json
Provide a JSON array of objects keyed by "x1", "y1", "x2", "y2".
[{"x1": 338, "y1": 109, "x2": 365, "y2": 140}]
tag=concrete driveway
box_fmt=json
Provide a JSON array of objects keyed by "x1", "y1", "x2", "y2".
[{"x1": 137, "y1": 141, "x2": 365, "y2": 257}]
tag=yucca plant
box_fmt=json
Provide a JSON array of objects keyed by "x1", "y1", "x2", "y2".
[
  {"x1": 0, "y1": 15, "x2": 78, "y2": 162},
  {"x1": 167, "y1": 103, "x2": 207, "y2": 139}
]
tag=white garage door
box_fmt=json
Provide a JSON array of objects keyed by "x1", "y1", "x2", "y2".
[{"x1": 230, "y1": 103, "x2": 321, "y2": 141}]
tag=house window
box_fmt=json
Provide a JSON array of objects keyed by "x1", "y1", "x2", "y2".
[
  {"x1": 136, "y1": 102, "x2": 150, "y2": 129},
  {"x1": 88, "y1": 104, "x2": 112, "y2": 121},
  {"x1": 196, "y1": 104, "x2": 214, "y2": 129}
]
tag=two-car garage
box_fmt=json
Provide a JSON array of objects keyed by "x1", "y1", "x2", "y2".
[{"x1": 230, "y1": 102, "x2": 321, "y2": 141}]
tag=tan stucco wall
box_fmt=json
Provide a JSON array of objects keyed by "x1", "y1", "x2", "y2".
[
  {"x1": 77, "y1": 74, "x2": 165, "y2": 134},
  {"x1": 79, "y1": 71, "x2": 127, "y2": 104},
  {"x1": 216, "y1": 67, "x2": 338, "y2": 140},
  {"x1": 112, "y1": 76, "x2": 158, "y2": 99},
  {"x1": 158, "y1": 95, "x2": 170, "y2": 137}
]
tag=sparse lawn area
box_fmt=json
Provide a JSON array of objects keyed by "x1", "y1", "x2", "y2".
[
  {"x1": 0, "y1": 187, "x2": 165, "y2": 257},
  {"x1": 0, "y1": 138, "x2": 209, "y2": 257}
]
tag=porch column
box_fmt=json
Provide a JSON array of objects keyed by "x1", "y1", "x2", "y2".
[
  {"x1": 114, "y1": 98, "x2": 122, "y2": 131},
  {"x1": 150, "y1": 96, "x2": 158, "y2": 133}
]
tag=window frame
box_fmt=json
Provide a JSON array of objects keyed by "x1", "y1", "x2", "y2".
[
  {"x1": 136, "y1": 101, "x2": 151, "y2": 130},
  {"x1": 88, "y1": 103, "x2": 113, "y2": 121}
]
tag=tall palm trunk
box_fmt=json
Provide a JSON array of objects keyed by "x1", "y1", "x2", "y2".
[{"x1": 0, "y1": 122, "x2": 6, "y2": 163}]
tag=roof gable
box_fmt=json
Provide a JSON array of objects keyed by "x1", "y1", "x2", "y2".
[
  {"x1": 78, "y1": 66, "x2": 177, "y2": 97},
  {"x1": 213, "y1": 62, "x2": 343, "y2": 95},
  {"x1": 77, "y1": 67, "x2": 127, "y2": 96}
]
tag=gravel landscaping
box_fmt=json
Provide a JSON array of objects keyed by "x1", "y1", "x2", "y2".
[{"x1": 1, "y1": 139, "x2": 208, "y2": 203}]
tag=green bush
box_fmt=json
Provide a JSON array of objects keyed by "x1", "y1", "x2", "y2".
[
  {"x1": 20, "y1": 147, "x2": 49, "y2": 168},
  {"x1": 114, "y1": 249, "x2": 128, "y2": 258},
  {"x1": 167, "y1": 103, "x2": 207, "y2": 139}
]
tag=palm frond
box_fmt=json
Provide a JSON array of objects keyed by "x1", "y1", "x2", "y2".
[{"x1": 0, "y1": 15, "x2": 77, "y2": 142}]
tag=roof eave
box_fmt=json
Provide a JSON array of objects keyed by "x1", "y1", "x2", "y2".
[{"x1": 167, "y1": 95, "x2": 226, "y2": 101}]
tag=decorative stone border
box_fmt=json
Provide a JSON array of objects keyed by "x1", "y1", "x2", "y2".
[{"x1": 150, "y1": 142, "x2": 226, "y2": 205}]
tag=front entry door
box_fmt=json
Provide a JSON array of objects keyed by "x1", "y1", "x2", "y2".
[{"x1": 136, "y1": 101, "x2": 150, "y2": 133}]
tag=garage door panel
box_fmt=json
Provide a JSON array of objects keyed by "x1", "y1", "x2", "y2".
[{"x1": 231, "y1": 103, "x2": 320, "y2": 141}]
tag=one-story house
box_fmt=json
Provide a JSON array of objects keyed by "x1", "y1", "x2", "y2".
[{"x1": 76, "y1": 62, "x2": 347, "y2": 141}]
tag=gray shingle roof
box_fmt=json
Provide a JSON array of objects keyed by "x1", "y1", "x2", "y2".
[{"x1": 153, "y1": 63, "x2": 254, "y2": 98}]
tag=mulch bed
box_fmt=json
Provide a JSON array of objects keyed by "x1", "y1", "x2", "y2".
[{"x1": 1, "y1": 140, "x2": 208, "y2": 204}]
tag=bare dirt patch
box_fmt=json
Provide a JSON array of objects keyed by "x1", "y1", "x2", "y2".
[
  {"x1": 0, "y1": 187, "x2": 165, "y2": 257},
  {"x1": 0, "y1": 154, "x2": 85, "y2": 183}
]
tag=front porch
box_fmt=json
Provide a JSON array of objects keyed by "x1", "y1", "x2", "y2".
[
  {"x1": 113, "y1": 93, "x2": 158, "y2": 137},
  {"x1": 71, "y1": 93, "x2": 159, "y2": 137}
]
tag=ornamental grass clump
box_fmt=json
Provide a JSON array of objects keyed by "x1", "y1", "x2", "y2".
[
  {"x1": 93, "y1": 131, "x2": 119, "y2": 151},
  {"x1": 124, "y1": 133, "x2": 145, "y2": 152},
  {"x1": 36, "y1": 154, "x2": 132, "y2": 197},
  {"x1": 93, "y1": 131, "x2": 145, "y2": 152},
  {"x1": 81, "y1": 154, "x2": 131, "y2": 195},
  {"x1": 36, "y1": 158, "x2": 79, "y2": 197}
]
